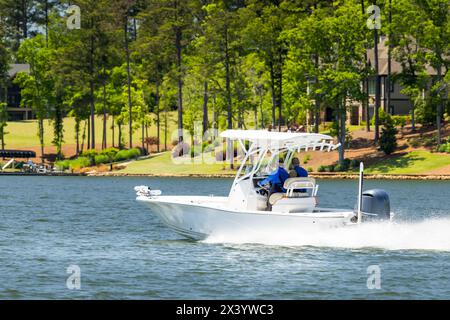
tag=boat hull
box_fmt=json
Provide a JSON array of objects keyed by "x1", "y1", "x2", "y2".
[{"x1": 138, "y1": 196, "x2": 355, "y2": 240}]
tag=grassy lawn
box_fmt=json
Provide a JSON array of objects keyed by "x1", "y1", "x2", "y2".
[
  {"x1": 121, "y1": 150, "x2": 450, "y2": 176},
  {"x1": 120, "y1": 152, "x2": 237, "y2": 176},
  {"x1": 320, "y1": 125, "x2": 364, "y2": 136},
  {"x1": 3, "y1": 113, "x2": 179, "y2": 149},
  {"x1": 363, "y1": 151, "x2": 450, "y2": 174}
]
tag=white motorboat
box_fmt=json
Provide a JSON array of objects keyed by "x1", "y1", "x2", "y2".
[{"x1": 136, "y1": 130, "x2": 391, "y2": 240}]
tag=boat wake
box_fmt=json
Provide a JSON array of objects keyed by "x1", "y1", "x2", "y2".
[{"x1": 202, "y1": 218, "x2": 450, "y2": 251}]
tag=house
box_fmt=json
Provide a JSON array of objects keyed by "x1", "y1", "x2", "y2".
[
  {"x1": 319, "y1": 37, "x2": 445, "y2": 126},
  {"x1": 6, "y1": 64, "x2": 33, "y2": 121}
]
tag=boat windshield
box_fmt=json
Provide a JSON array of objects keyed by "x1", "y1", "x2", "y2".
[{"x1": 251, "y1": 150, "x2": 292, "y2": 177}]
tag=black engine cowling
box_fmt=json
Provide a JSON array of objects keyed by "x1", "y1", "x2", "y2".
[{"x1": 356, "y1": 189, "x2": 391, "y2": 221}]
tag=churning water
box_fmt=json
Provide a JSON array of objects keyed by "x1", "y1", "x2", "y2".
[{"x1": 0, "y1": 176, "x2": 449, "y2": 299}]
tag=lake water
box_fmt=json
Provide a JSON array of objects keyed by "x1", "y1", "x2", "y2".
[{"x1": 0, "y1": 176, "x2": 449, "y2": 299}]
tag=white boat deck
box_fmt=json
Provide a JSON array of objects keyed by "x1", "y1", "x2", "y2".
[{"x1": 137, "y1": 195, "x2": 353, "y2": 219}]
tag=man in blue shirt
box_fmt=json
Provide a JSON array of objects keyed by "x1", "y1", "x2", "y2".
[
  {"x1": 289, "y1": 157, "x2": 308, "y2": 193},
  {"x1": 291, "y1": 157, "x2": 308, "y2": 178},
  {"x1": 258, "y1": 159, "x2": 290, "y2": 193}
]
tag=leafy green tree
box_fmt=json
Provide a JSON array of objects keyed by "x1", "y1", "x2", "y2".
[
  {"x1": 135, "y1": 1, "x2": 173, "y2": 152},
  {"x1": 285, "y1": 1, "x2": 367, "y2": 164},
  {"x1": 0, "y1": 26, "x2": 9, "y2": 151},
  {"x1": 389, "y1": 0, "x2": 428, "y2": 131},
  {"x1": 241, "y1": 0, "x2": 287, "y2": 130},
  {"x1": 0, "y1": 0, "x2": 35, "y2": 53},
  {"x1": 143, "y1": 0, "x2": 201, "y2": 144},
  {"x1": 0, "y1": 102, "x2": 7, "y2": 151},
  {"x1": 413, "y1": 0, "x2": 450, "y2": 145},
  {"x1": 15, "y1": 34, "x2": 53, "y2": 161},
  {"x1": 202, "y1": 1, "x2": 245, "y2": 168}
]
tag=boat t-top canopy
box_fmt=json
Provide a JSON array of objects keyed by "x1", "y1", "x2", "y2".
[
  {"x1": 221, "y1": 130, "x2": 341, "y2": 188},
  {"x1": 220, "y1": 129, "x2": 340, "y2": 152}
]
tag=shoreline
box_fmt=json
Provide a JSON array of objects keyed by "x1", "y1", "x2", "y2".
[
  {"x1": 87, "y1": 171, "x2": 450, "y2": 180},
  {"x1": 2, "y1": 170, "x2": 449, "y2": 180}
]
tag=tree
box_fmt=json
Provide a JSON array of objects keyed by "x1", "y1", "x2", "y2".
[
  {"x1": 111, "y1": 0, "x2": 138, "y2": 148},
  {"x1": 34, "y1": 0, "x2": 59, "y2": 45},
  {"x1": 379, "y1": 116, "x2": 398, "y2": 155},
  {"x1": 0, "y1": 0, "x2": 35, "y2": 53},
  {"x1": 371, "y1": 0, "x2": 381, "y2": 143},
  {"x1": 144, "y1": 0, "x2": 201, "y2": 144},
  {"x1": 241, "y1": 0, "x2": 287, "y2": 131},
  {"x1": 285, "y1": 1, "x2": 366, "y2": 164},
  {"x1": 389, "y1": 0, "x2": 428, "y2": 132},
  {"x1": 15, "y1": 35, "x2": 54, "y2": 162},
  {"x1": 414, "y1": 0, "x2": 450, "y2": 145},
  {"x1": 0, "y1": 24, "x2": 9, "y2": 152},
  {"x1": 202, "y1": 1, "x2": 244, "y2": 168},
  {"x1": 135, "y1": 1, "x2": 173, "y2": 152}
]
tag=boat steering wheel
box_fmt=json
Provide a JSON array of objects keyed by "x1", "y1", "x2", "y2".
[{"x1": 256, "y1": 184, "x2": 270, "y2": 196}]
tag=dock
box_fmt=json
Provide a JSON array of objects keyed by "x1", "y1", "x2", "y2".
[{"x1": 0, "y1": 172, "x2": 86, "y2": 177}]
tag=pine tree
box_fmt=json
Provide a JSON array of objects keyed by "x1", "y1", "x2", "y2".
[{"x1": 379, "y1": 116, "x2": 398, "y2": 155}]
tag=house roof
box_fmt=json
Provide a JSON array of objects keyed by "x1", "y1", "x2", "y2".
[
  {"x1": 8, "y1": 64, "x2": 30, "y2": 77},
  {"x1": 367, "y1": 37, "x2": 440, "y2": 76}
]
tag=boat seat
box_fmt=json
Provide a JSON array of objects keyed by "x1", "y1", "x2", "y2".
[
  {"x1": 283, "y1": 177, "x2": 317, "y2": 197},
  {"x1": 269, "y1": 193, "x2": 284, "y2": 205},
  {"x1": 272, "y1": 196, "x2": 317, "y2": 213},
  {"x1": 283, "y1": 177, "x2": 316, "y2": 190}
]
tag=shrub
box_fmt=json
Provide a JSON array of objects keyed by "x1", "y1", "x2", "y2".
[
  {"x1": 392, "y1": 115, "x2": 407, "y2": 129},
  {"x1": 445, "y1": 113, "x2": 450, "y2": 123},
  {"x1": 350, "y1": 159, "x2": 360, "y2": 169},
  {"x1": 114, "y1": 148, "x2": 141, "y2": 162},
  {"x1": 100, "y1": 147, "x2": 119, "y2": 157},
  {"x1": 325, "y1": 165, "x2": 335, "y2": 172},
  {"x1": 343, "y1": 158, "x2": 351, "y2": 169},
  {"x1": 94, "y1": 154, "x2": 110, "y2": 165},
  {"x1": 128, "y1": 148, "x2": 141, "y2": 158},
  {"x1": 371, "y1": 107, "x2": 390, "y2": 126},
  {"x1": 70, "y1": 157, "x2": 92, "y2": 170},
  {"x1": 438, "y1": 143, "x2": 450, "y2": 153},
  {"x1": 408, "y1": 138, "x2": 421, "y2": 148},
  {"x1": 114, "y1": 150, "x2": 129, "y2": 162},
  {"x1": 379, "y1": 118, "x2": 398, "y2": 155},
  {"x1": 55, "y1": 160, "x2": 70, "y2": 171},
  {"x1": 334, "y1": 159, "x2": 350, "y2": 172},
  {"x1": 307, "y1": 167, "x2": 313, "y2": 173},
  {"x1": 81, "y1": 149, "x2": 98, "y2": 160},
  {"x1": 317, "y1": 165, "x2": 327, "y2": 172},
  {"x1": 303, "y1": 154, "x2": 311, "y2": 164},
  {"x1": 55, "y1": 156, "x2": 93, "y2": 171}
]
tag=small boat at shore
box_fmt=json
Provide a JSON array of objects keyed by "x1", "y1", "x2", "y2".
[{"x1": 135, "y1": 130, "x2": 392, "y2": 240}]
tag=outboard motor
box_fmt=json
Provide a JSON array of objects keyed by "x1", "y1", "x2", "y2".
[{"x1": 360, "y1": 189, "x2": 391, "y2": 221}]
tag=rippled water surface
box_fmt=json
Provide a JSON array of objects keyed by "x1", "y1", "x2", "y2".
[{"x1": 0, "y1": 176, "x2": 449, "y2": 299}]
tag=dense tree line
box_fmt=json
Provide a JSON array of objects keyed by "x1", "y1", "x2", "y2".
[{"x1": 0, "y1": 0, "x2": 448, "y2": 163}]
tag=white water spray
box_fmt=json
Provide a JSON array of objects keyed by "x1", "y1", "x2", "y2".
[{"x1": 203, "y1": 218, "x2": 450, "y2": 251}]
